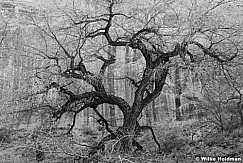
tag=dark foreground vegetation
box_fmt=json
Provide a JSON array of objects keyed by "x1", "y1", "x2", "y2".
[{"x1": 1, "y1": 114, "x2": 243, "y2": 163}]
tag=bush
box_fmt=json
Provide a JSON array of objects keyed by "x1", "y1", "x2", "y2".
[
  {"x1": 0, "y1": 128, "x2": 11, "y2": 143},
  {"x1": 163, "y1": 131, "x2": 188, "y2": 153},
  {"x1": 200, "y1": 101, "x2": 242, "y2": 132}
]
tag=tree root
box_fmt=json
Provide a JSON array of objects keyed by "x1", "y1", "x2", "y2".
[
  {"x1": 132, "y1": 139, "x2": 143, "y2": 152},
  {"x1": 135, "y1": 122, "x2": 162, "y2": 153},
  {"x1": 88, "y1": 133, "x2": 117, "y2": 157},
  {"x1": 88, "y1": 125, "x2": 163, "y2": 156},
  {"x1": 88, "y1": 121, "x2": 163, "y2": 156}
]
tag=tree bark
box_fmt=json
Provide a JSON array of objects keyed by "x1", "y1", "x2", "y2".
[{"x1": 115, "y1": 109, "x2": 138, "y2": 153}]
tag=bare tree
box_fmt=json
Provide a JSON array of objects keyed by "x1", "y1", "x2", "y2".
[{"x1": 28, "y1": 0, "x2": 243, "y2": 154}]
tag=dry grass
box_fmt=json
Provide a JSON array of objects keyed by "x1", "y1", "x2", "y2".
[{"x1": 1, "y1": 119, "x2": 243, "y2": 163}]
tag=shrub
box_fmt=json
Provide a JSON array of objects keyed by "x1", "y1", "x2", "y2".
[
  {"x1": 163, "y1": 131, "x2": 188, "y2": 153},
  {"x1": 0, "y1": 128, "x2": 11, "y2": 143},
  {"x1": 200, "y1": 101, "x2": 242, "y2": 132},
  {"x1": 203, "y1": 132, "x2": 234, "y2": 148}
]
